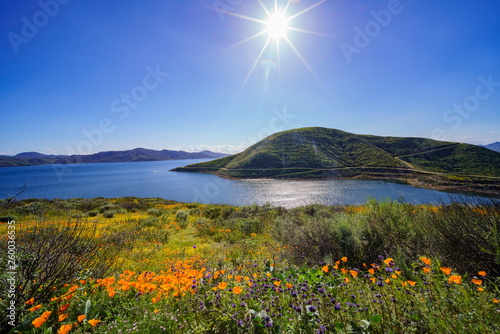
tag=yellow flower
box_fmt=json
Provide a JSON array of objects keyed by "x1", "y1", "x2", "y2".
[
  {"x1": 385, "y1": 279, "x2": 391, "y2": 284},
  {"x1": 440, "y1": 267, "x2": 451, "y2": 275},
  {"x1": 233, "y1": 286, "x2": 242, "y2": 294},
  {"x1": 420, "y1": 257, "x2": 431, "y2": 266},
  {"x1": 88, "y1": 319, "x2": 101, "y2": 327}
]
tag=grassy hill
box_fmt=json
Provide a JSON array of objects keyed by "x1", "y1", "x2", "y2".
[{"x1": 172, "y1": 127, "x2": 500, "y2": 194}]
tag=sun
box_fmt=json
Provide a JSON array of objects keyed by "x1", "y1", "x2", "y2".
[{"x1": 266, "y1": 12, "x2": 289, "y2": 39}]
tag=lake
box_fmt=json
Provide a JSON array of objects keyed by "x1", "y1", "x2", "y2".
[{"x1": 0, "y1": 159, "x2": 470, "y2": 208}]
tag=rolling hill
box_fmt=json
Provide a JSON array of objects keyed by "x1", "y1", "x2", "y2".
[
  {"x1": 0, "y1": 148, "x2": 228, "y2": 167},
  {"x1": 172, "y1": 127, "x2": 500, "y2": 194}
]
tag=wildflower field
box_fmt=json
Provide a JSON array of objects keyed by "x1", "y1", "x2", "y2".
[{"x1": 1, "y1": 196, "x2": 499, "y2": 333}]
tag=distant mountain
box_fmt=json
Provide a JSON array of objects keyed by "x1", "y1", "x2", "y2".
[
  {"x1": 0, "y1": 148, "x2": 228, "y2": 167},
  {"x1": 483, "y1": 142, "x2": 500, "y2": 153},
  {"x1": 172, "y1": 127, "x2": 500, "y2": 195}
]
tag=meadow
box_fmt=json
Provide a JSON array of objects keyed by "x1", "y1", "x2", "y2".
[{"x1": 1, "y1": 196, "x2": 499, "y2": 333}]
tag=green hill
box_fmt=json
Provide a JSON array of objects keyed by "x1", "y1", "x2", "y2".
[{"x1": 172, "y1": 127, "x2": 500, "y2": 194}]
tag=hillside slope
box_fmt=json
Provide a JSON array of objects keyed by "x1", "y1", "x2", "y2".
[{"x1": 172, "y1": 127, "x2": 500, "y2": 194}]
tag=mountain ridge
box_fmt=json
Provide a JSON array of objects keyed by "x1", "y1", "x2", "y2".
[
  {"x1": 172, "y1": 127, "x2": 500, "y2": 195},
  {"x1": 0, "y1": 148, "x2": 228, "y2": 167}
]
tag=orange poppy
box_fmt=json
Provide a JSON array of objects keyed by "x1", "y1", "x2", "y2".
[
  {"x1": 471, "y1": 279, "x2": 482, "y2": 286},
  {"x1": 439, "y1": 267, "x2": 451, "y2": 275},
  {"x1": 218, "y1": 282, "x2": 227, "y2": 290},
  {"x1": 423, "y1": 267, "x2": 431, "y2": 273},
  {"x1": 341, "y1": 257, "x2": 348, "y2": 262},
  {"x1": 408, "y1": 281, "x2": 416, "y2": 287},
  {"x1": 350, "y1": 270, "x2": 358, "y2": 278},
  {"x1": 420, "y1": 257, "x2": 431, "y2": 266},
  {"x1": 32, "y1": 317, "x2": 47, "y2": 328},
  {"x1": 78, "y1": 315, "x2": 86, "y2": 322},
  {"x1": 58, "y1": 304, "x2": 70, "y2": 313},
  {"x1": 88, "y1": 319, "x2": 101, "y2": 327},
  {"x1": 25, "y1": 298, "x2": 34, "y2": 305},
  {"x1": 478, "y1": 271, "x2": 487, "y2": 277},
  {"x1": 448, "y1": 275, "x2": 462, "y2": 285},
  {"x1": 59, "y1": 314, "x2": 69, "y2": 322},
  {"x1": 383, "y1": 258, "x2": 394, "y2": 267},
  {"x1": 273, "y1": 281, "x2": 281, "y2": 287},
  {"x1": 368, "y1": 268, "x2": 375, "y2": 275},
  {"x1": 343, "y1": 277, "x2": 349, "y2": 283},
  {"x1": 233, "y1": 286, "x2": 242, "y2": 294},
  {"x1": 322, "y1": 265, "x2": 329, "y2": 273},
  {"x1": 57, "y1": 324, "x2": 73, "y2": 334},
  {"x1": 286, "y1": 283, "x2": 292, "y2": 289},
  {"x1": 154, "y1": 309, "x2": 160, "y2": 314}
]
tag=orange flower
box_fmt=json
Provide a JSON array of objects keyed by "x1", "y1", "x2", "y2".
[
  {"x1": 218, "y1": 282, "x2": 227, "y2": 290},
  {"x1": 235, "y1": 276, "x2": 242, "y2": 282},
  {"x1": 233, "y1": 286, "x2": 242, "y2": 295},
  {"x1": 440, "y1": 267, "x2": 451, "y2": 275},
  {"x1": 266, "y1": 273, "x2": 271, "y2": 277},
  {"x1": 78, "y1": 315, "x2": 86, "y2": 322},
  {"x1": 383, "y1": 258, "x2": 394, "y2": 267},
  {"x1": 88, "y1": 319, "x2": 101, "y2": 327},
  {"x1": 244, "y1": 277, "x2": 250, "y2": 281},
  {"x1": 401, "y1": 281, "x2": 408, "y2": 287},
  {"x1": 478, "y1": 287, "x2": 484, "y2": 292},
  {"x1": 59, "y1": 313, "x2": 69, "y2": 322},
  {"x1": 343, "y1": 277, "x2": 349, "y2": 283},
  {"x1": 368, "y1": 268, "x2": 375, "y2": 275},
  {"x1": 25, "y1": 298, "x2": 34, "y2": 305},
  {"x1": 395, "y1": 271, "x2": 401, "y2": 276},
  {"x1": 247, "y1": 282, "x2": 253, "y2": 287},
  {"x1": 423, "y1": 267, "x2": 431, "y2": 273},
  {"x1": 471, "y1": 279, "x2": 482, "y2": 286},
  {"x1": 80, "y1": 279, "x2": 86, "y2": 285},
  {"x1": 228, "y1": 275, "x2": 233, "y2": 279},
  {"x1": 341, "y1": 268, "x2": 347, "y2": 274},
  {"x1": 30, "y1": 305, "x2": 42, "y2": 312},
  {"x1": 493, "y1": 298, "x2": 499, "y2": 303},
  {"x1": 286, "y1": 283, "x2": 292, "y2": 289},
  {"x1": 32, "y1": 317, "x2": 47, "y2": 328},
  {"x1": 369, "y1": 277, "x2": 376, "y2": 283},
  {"x1": 108, "y1": 289, "x2": 116, "y2": 298},
  {"x1": 152, "y1": 297, "x2": 157, "y2": 304},
  {"x1": 154, "y1": 309, "x2": 160, "y2": 314},
  {"x1": 41, "y1": 311, "x2": 52, "y2": 319},
  {"x1": 391, "y1": 274, "x2": 397, "y2": 280},
  {"x1": 274, "y1": 281, "x2": 281, "y2": 287},
  {"x1": 350, "y1": 270, "x2": 358, "y2": 278},
  {"x1": 448, "y1": 275, "x2": 462, "y2": 285},
  {"x1": 58, "y1": 304, "x2": 70, "y2": 313},
  {"x1": 407, "y1": 281, "x2": 416, "y2": 287},
  {"x1": 420, "y1": 257, "x2": 431, "y2": 266},
  {"x1": 57, "y1": 324, "x2": 73, "y2": 334},
  {"x1": 385, "y1": 279, "x2": 391, "y2": 284},
  {"x1": 322, "y1": 265, "x2": 329, "y2": 273},
  {"x1": 341, "y1": 257, "x2": 348, "y2": 263},
  {"x1": 478, "y1": 271, "x2": 487, "y2": 277},
  {"x1": 220, "y1": 270, "x2": 225, "y2": 275}
]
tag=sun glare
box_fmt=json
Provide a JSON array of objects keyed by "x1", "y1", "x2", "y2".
[{"x1": 266, "y1": 13, "x2": 289, "y2": 39}]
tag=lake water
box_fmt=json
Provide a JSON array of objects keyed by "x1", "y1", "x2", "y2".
[{"x1": 0, "y1": 159, "x2": 470, "y2": 208}]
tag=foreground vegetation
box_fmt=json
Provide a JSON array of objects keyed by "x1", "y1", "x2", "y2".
[{"x1": 1, "y1": 196, "x2": 499, "y2": 333}]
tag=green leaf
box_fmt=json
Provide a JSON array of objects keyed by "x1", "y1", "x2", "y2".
[
  {"x1": 370, "y1": 314, "x2": 382, "y2": 323},
  {"x1": 9, "y1": 315, "x2": 37, "y2": 333},
  {"x1": 84, "y1": 299, "x2": 92, "y2": 318}
]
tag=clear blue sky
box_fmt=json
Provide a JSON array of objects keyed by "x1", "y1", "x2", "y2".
[{"x1": 1, "y1": 0, "x2": 499, "y2": 155}]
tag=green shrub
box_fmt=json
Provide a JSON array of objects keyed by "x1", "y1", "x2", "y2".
[
  {"x1": 148, "y1": 208, "x2": 165, "y2": 217},
  {"x1": 102, "y1": 210, "x2": 116, "y2": 218},
  {"x1": 99, "y1": 202, "x2": 116, "y2": 213},
  {"x1": 0, "y1": 215, "x2": 17, "y2": 223},
  {"x1": 87, "y1": 210, "x2": 98, "y2": 217},
  {"x1": 176, "y1": 209, "x2": 189, "y2": 229}
]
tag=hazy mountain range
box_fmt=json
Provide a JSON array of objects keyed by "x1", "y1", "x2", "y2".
[
  {"x1": 0, "y1": 148, "x2": 228, "y2": 167},
  {"x1": 483, "y1": 142, "x2": 500, "y2": 153}
]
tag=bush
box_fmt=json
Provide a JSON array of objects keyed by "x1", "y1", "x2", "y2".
[
  {"x1": 87, "y1": 210, "x2": 98, "y2": 217},
  {"x1": 176, "y1": 209, "x2": 189, "y2": 229},
  {"x1": 148, "y1": 208, "x2": 166, "y2": 217},
  {"x1": 99, "y1": 202, "x2": 117, "y2": 213},
  {"x1": 103, "y1": 210, "x2": 116, "y2": 218},
  {"x1": 0, "y1": 215, "x2": 17, "y2": 223}
]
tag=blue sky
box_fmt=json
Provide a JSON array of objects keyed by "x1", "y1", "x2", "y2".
[{"x1": 1, "y1": 0, "x2": 499, "y2": 155}]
